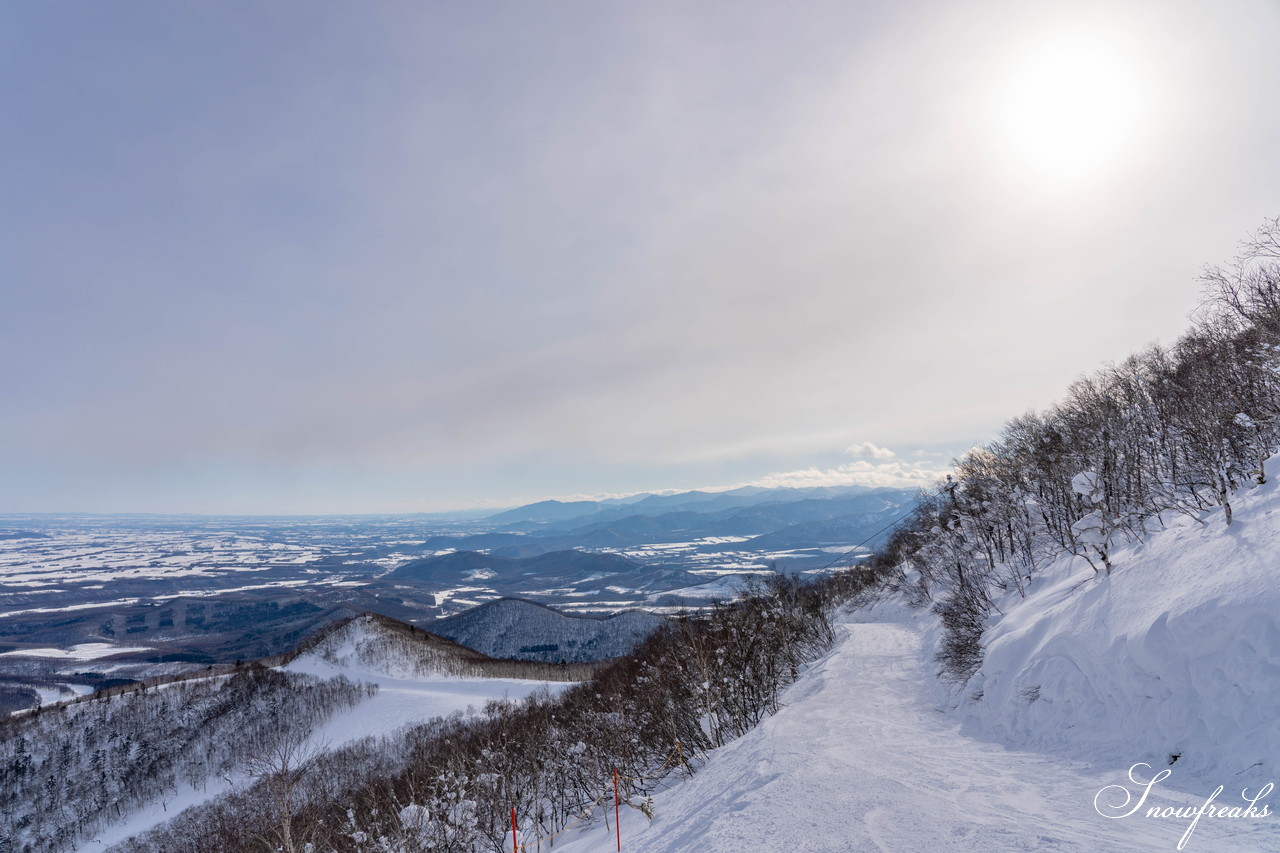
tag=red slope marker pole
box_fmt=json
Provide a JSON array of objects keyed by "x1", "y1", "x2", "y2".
[
  {"x1": 613, "y1": 768, "x2": 621, "y2": 851},
  {"x1": 511, "y1": 806, "x2": 518, "y2": 853}
]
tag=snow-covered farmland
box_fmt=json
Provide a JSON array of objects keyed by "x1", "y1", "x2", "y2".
[{"x1": 0, "y1": 642, "x2": 152, "y2": 660}]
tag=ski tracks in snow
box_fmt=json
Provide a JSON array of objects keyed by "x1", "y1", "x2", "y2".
[{"x1": 556, "y1": 619, "x2": 1277, "y2": 853}]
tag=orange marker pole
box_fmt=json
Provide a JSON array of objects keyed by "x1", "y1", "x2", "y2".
[
  {"x1": 511, "y1": 806, "x2": 518, "y2": 853},
  {"x1": 613, "y1": 768, "x2": 621, "y2": 851}
]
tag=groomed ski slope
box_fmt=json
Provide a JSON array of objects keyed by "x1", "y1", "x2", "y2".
[
  {"x1": 93, "y1": 619, "x2": 572, "y2": 850},
  {"x1": 553, "y1": 613, "x2": 1276, "y2": 853}
]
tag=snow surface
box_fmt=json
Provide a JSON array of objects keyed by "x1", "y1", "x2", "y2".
[
  {"x1": 550, "y1": 612, "x2": 1277, "y2": 852},
  {"x1": 93, "y1": 778, "x2": 239, "y2": 850},
  {"x1": 282, "y1": 617, "x2": 576, "y2": 749},
  {"x1": 286, "y1": 650, "x2": 570, "y2": 752},
  {"x1": 0, "y1": 642, "x2": 152, "y2": 660},
  {"x1": 951, "y1": 463, "x2": 1280, "y2": 787}
]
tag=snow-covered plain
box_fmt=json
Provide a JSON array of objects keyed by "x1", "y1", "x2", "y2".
[
  {"x1": 0, "y1": 529, "x2": 324, "y2": 587},
  {"x1": 550, "y1": 612, "x2": 1276, "y2": 853},
  {"x1": 0, "y1": 641, "x2": 152, "y2": 659}
]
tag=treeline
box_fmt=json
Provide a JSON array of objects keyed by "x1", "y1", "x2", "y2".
[
  {"x1": 0, "y1": 666, "x2": 371, "y2": 853},
  {"x1": 871, "y1": 217, "x2": 1280, "y2": 680},
  {"x1": 118, "y1": 573, "x2": 869, "y2": 853}
]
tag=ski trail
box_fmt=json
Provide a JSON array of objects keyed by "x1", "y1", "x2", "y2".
[{"x1": 555, "y1": 619, "x2": 1277, "y2": 853}]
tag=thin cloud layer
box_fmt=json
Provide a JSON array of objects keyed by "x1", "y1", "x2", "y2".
[{"x1": 2, "y1": 0, "x2": 1278, "y2": 512}]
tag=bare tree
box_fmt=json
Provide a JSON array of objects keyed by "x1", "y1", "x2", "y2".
[{"x1": 244, "y1": 730, "x2": 328, "y2": 853}]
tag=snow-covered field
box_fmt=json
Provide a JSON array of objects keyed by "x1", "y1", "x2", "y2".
[
  {"x1": 551, "y1": 613, "x2": 1276, "y2": 853},
  {"x1": 0, "y1": 641, "x2": 152, "y2": 659},
  {"x1": 0, "y1": 529, "x2": 325, "y2": 587}
]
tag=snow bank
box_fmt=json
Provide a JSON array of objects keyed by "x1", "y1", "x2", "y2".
[
  {"x1": 549, "y1": 617, "x2": 1273, "y2": 853},
  {"x1": 950, "y1": 464, "x2": 1280, "y2": 786}
]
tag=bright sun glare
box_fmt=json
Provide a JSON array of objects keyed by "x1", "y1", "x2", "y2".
[{"x1": 996, "y1": 34, "x2": 1146, "y2": 185}]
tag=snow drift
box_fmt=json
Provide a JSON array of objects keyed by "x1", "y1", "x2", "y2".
[{"x1": 946, "y1": 460, "x2": 1280, "y2": 787}]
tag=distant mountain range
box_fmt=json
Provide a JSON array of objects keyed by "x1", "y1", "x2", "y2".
[
  {"x1": 487, "y1": 485, "x2": 906, "y2": 531},
  {"x1": 429, "y1": 486, "x2": 918, "y2": 555}
]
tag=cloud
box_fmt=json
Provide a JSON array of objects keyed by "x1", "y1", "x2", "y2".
[
  {"x1": 846, "y1": 442, "x2": 896, "y2": 460},
  {"x1": 4, "y1": 0, "x2": 1278, "y2": 513},
  {"x1": 748, "y1": 458, "x2": 950, "y2": 490}
]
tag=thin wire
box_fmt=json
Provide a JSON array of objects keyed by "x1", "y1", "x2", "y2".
[{"x1": 813, "y1": 502, "x2": 921, "y2": 572}]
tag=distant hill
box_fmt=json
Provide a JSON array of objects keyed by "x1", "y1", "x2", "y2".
[
  {"x1": 433, "y1": 598, "x2": 665, "y2": 662},
  {"x1": 484, "y1": 499, "x2": 609, "y2": 525},
  {"x1": 389, "y1": 550, "x2": 521, "y2": 583},
  {"x1": 384, "y1": 549, "x2": 702, "y2": 600},
  {"x1": 288, "y1": 611, "x2": 495, "y2": 676},
  {"x1": 285, "y1": 611, "x2": 590, "y2": 680},
  {"x1": 542, "y1": 490, "x2": 917, "y2": 546},
  {"x1": 486, "y1": 485, "x2": 896, "y2": 533},
  {"x1": 459, "y1": 488, "x2": 918, "y2": 549}
]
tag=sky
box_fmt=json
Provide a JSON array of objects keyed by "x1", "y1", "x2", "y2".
[{"x1": 3, "y1": 0, "x2": 1280, "y2": 514}]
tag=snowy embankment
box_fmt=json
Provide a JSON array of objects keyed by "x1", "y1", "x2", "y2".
[
  {"x1": 946, "y1": 468, "x2": 1280, "y2": 788},
  {"x1": 547, "y1": 476, "x2": 1280, "y2": 853},
  {"x1": 551, "y1": 611, "x2": 1275, "y2": 852}
]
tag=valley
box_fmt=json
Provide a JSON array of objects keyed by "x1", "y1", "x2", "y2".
[{"x1": 0, "y1": 485, "x2": 913, "y2": 712}]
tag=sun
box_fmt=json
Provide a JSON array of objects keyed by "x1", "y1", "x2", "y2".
[{"x1": 993, "y1": 34, "x2": 1147, "y2": 186}]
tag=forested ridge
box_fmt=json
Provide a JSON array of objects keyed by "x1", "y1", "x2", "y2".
[
  {"x1": 0, "y1": 666, "x2": 371, "y2": 853},
  {"x1": 864, "y1": 217, "x2": 1280, "y2": 680}
]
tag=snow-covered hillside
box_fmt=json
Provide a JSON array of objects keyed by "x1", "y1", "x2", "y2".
[
  {"x1": 547, "y1": 610, "x2": 1276, "y2": 853},
  {"x1": 284, "y1": 614, "x2": 575, "y2": 753},
  {"x1": 943, "y1": 465, "x2": 1280, "y2": 788},
  {"x1": 526, "y1": 473, "x2": 1280, "y2": 853},
  {"x1": 89, "y1": 615, "x2": 575, "y2": 851}
]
